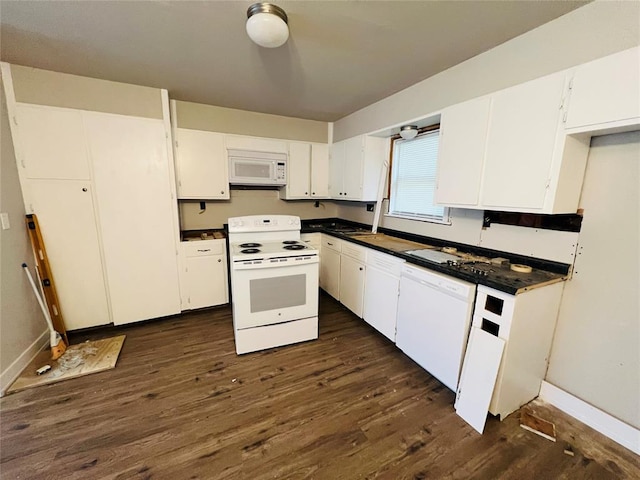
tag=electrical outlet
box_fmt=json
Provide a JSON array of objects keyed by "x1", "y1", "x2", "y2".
[{"x1": 366, "y1": 204, "x2": 374, "y2": 212}]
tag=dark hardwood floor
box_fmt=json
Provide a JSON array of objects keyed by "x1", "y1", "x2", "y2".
[{"x1": 1, "y1": 292, "x2": 637, "y2": 479}]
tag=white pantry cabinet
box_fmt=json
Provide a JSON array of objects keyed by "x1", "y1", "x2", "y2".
[
  {"x1": 319, "y1": 235, "x2": 341, "y2": 300},
  {"x1": 435, "y1": 96, "x2": 491, "y2": 206},
  {"x1": 180, "y1": 240, "x2": 228, "y2": 310},
  {"x1": 280, "y1": 142, "x2": 330, "y2": 199},
  {"x1": 11, "y1": 102, "x2": 182, "y2": 329},
  {"x1": 329, "y1": 135, "x2": 388, "y2": 201},
  {"x1": 565, "y1": 46, "x2": 640, "y2": 135},
  {"x1": 174, "y1": 127, "x2": 229, "y2": 199}
]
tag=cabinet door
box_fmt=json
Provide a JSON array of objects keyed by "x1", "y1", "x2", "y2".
[
  {"x1": 339, "y1": 255, "x2": 365, "y2": 317},
  {"x1": 565, "y1": 47, "x2": 640, "y2": 131},
  {"x1": 175, "y1": 128, "x2": 229, "y2": 199},
  {"x1": 310, "y1": 143, "x2": 330, "y2": 198},
  {"x1": 481, "y1": 72, "x2": 567, "y2": 210},
  {"x1": 28, "y1": 180, "x2": 110, "y2": 330},
  {"x1": 329, "y1": 140, "x2": 345, "y2": 198},
  {"x1": 342, "y1": 136, "x2": 364, "y2": 199},
  {"x1": 436, "y1": 96, "x2": 491, "y2": 206},
  {"x1": 16, "y1": 104, "x2": 90, "y2": 180},
  {"x1": 85, "y1": 113, "x2": 181, "y2": 325},
  {"x1": 286, "y1": 142, "x2": 311, "y2": 198},
  {"x1": 319, "y1": 247, "x2": 340, "y2": 300},
  {"x1": 363, "y1": 267, "x2": 399, "y2": 341},
  {"x1": 185, "y1": 255, "x2": 228, "y2": 309}
]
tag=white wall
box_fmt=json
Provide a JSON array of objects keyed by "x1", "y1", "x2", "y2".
[
  {"x1": 0, "y1": 76, "x2": 47, "y2": 395},
  {"x1": 546, "y1": 132, "x2": 640, "y2": 429}
]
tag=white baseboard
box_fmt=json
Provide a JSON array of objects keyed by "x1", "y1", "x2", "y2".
[
  {"x1": 0, "y1": 330, "x2": 48, "y2": 396},
  {"x1": 539, "y1": 381, "x2": 640, "y2": 455}
]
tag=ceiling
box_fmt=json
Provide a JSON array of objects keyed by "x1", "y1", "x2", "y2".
[{"x1": 0, "y1": 1, "x2": 588, "y2": 122}]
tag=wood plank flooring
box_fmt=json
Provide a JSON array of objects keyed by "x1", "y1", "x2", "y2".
[{"x1": 1, "y1": 292, "x2": 637, "y2": 479}]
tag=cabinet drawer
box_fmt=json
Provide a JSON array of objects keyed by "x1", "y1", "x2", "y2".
[
  {"x1": 182, "y1": 240, "x2": 224, "y2": 257},
  {"x1": 341, "y1": 241, "x2": 366, "y2": 261},
  {"x1": 301, "y1": 232, "x2": 321, "y2": 249},
  {"x1": 321, "y1": 236, "x2": 342, "y2": 252},
  {"x1": 471, "y1": 286, "x2": 515, "y2": 340}
]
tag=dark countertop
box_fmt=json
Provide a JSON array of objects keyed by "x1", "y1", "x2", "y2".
[{"x1": 302, "y1": 218, "x2": 570, "y2": 295}]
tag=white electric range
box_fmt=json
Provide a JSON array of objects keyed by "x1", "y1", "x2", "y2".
[{"x1": 227, "y1": 215, "x2": 319, "y2": 354}]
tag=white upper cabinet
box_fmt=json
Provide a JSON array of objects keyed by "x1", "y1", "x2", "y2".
[
  {"x1": 565, "y1": 46, "x2": 640, "y2": 135},
  {"x1": 436, "y1": 96, "x2": 491, "y2": 206},
  {"x1": 310, "y1": 143, "x2": 330, "y2": 198},
  {"x1": 436, "y1": 71, "x2": 590, "y2": 214},
  {"x1": 280, "y1": 141, "x2": 330, "y2": 199},
  {"x1": 330, "y1": 135, "x2": 388, "y2": 201},
  {"x1": 481, "y1": 71, "x2": 572, "y2": 211},
  {"x1": 15, "y1": 104, "x2": 90, "y2": 180},
  {"x1": 174, "y1": 128, "x2": 229, "y2": 199}
]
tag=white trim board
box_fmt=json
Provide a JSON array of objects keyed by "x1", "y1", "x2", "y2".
[
  {"x1": 539, "y1": 381, "x2": 640, "y2": 455},
  {"x1": 0, "y1": 330, "x2": 48, "y2": 397}
]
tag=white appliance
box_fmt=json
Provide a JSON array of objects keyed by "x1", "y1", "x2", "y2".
[
  {"x1": 228, "y1": 149, "x2": 287, "y2": 185},
  {"x1": 396, "y1": 264, "x2": 476, "y2": 391},
  {"x1": 228, "y1": 215, "x2": 319, "y2": 354}
]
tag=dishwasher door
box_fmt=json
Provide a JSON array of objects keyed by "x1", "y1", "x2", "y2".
[{"x1": 396, "y1": 266, "x2": 476, "y2": 391}]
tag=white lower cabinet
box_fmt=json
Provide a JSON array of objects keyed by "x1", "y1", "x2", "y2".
[
  {"x1": 180, "y1": 240, "x2": 228, "y2": 310},
  {"x1": 363, "y1": 250, "x2": 404, "y2": 341},
  {"x1": 319, "y1": 235, "x2": 341, "y2": 300},
  {"x1": 457, "y1": 283, "x2": 564, "y2": 420},
  {"x1": 339, "y1": 242, "x2": 366, "y2": 317}
]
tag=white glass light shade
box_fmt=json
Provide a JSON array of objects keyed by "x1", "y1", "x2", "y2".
[
  {"x1": 246, "y1": 11, "x2": 289, "y2": 48},
  {"x1": 400, "y1": 125, "x2": 418, "y2": 140}
]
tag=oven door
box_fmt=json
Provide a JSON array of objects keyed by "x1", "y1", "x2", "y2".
[{"x1": 231, "y1": 261, "x2": 319, "y2": 329}]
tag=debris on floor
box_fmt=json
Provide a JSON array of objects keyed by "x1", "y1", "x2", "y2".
[
  {"x1": 520, "y1": 409, "x2": 557, "y2": 442},
  {"x1": 563, "y1": 444, "x2": 575, "y2": 456}
]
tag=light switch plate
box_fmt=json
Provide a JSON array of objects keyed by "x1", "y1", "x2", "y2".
[{"x1": 0, "y1": 213, "x2": 10, "y2": 230}]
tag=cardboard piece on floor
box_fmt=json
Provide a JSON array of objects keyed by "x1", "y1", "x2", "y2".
[
  {"x1": 455, "y1": 328, "x2": 505, "y2": 433},
  {"x1": 7, "y1": 335, "x2": 126, "y2": 394}
]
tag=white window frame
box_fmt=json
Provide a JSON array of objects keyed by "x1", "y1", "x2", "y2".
[{"x1": 386, "y1": 129, "x2": 450, "y2": 225}]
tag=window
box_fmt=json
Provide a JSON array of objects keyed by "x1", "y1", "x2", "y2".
[{"x1": 388, "y1": 129, "x2": 449, "y2": 223}]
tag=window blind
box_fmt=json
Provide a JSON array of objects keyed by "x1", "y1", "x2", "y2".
[{"x1": 389, "y1": 130, "x2": 447, "y2": 222}]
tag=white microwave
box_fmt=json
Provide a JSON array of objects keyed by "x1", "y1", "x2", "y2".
[{"x1": 228, "y1": 149, "x2": 287, "y2": 186}]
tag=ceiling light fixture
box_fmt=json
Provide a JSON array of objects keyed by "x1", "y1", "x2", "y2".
[
  {"x1": 246, "y1": 3, "x2": 289, "y2": 48},
  {"x1": 399, "y1": 125, "x2": 418, "y2": 140}
]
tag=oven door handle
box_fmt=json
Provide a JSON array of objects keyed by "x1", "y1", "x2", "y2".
[{"x1": 232, "y1": 258, "x2": 319, "y2": 270}]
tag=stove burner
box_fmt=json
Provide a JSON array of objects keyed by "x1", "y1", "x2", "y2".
[
  {"x1": 283, "y1": 244, "x2": 306, "y2": 251},
  {"x1": 240, "y1": 242, "x2": 262, "y2": 248},
  {"x1": 282, "y1": 240, "x2": 299, "y2": 245},
  {"x1": 241, "y1": 248, "x2": 260, "y2": 254}
]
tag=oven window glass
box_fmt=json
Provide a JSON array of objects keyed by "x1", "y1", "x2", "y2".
[{"x1": 250, "y1": 274, "x2": 306, "y2": 313}]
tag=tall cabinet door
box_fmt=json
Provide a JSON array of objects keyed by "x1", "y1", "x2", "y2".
[
  {"x1": 329, "y1": 140, "x2": 345, "y2": 198},
  {"x1": 342, "y1": 136, "x2": 364, "y2": 199},
  {"x1": 85, "y1": 113, "x2": 181, "y2": 325},
  {"x1": 28, "y1": 180, "x2": 110, "y2": 330}
]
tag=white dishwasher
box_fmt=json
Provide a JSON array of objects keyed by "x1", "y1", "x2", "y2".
[{"x1": 396, "y1": 264, "x2": 476, "y2": 391}]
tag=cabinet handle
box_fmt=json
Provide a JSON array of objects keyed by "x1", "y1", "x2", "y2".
[
  {"x1": 327, "y1": 242, "x2": 333, "y2": 246},
  {"x1": 221, "y1": 191, "x2": 225, "y2": 195},
  {"x1": 218, "y1": 258, "x2": 222, "y2": 262},
  {"x1": 197, "y1": 249, "x2": 211, "y2": 252},
  {"x1": 359, "y1": 267, "x2": 363, "y2": 271},
  {"x1": 312, "y1": 192, "x2": 315, "y2": 195},
  {"x1": 82, "y1": 188, "x2": 88, "y2": 192},
  {"x1": 305, "y1": 192, "x2": 308, "y2": 195}
]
